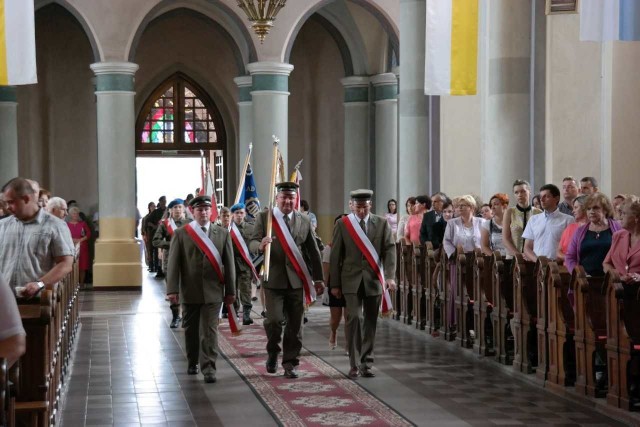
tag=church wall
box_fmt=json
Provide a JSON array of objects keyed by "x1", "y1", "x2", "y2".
[
  {"x1": 545, "y1": 13, "x2": 603, "y2": 189},
  {"x1": 289, "y1": 18, "x2": 346, "y2": 242},
  {"x1": 133, "y1": 9, "x2": 240, "y2": 204},
  {"x1": 17, "y1": 4, "x2": 98, "y2": 212},
  {"x1": 611, "y1": 43, "x2": 640, "y2": 196},
  {"x1": 346, "y1": 1, "x2": 390, "y2": 74}
]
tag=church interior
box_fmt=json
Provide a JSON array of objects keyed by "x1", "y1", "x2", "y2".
[{"x1": 2, "y1": 0, "x2": 640, "y2": 426}]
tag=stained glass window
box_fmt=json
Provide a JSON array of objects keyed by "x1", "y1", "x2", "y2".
[{"x1": 137, "y1": 74, "x2": 225, "y2": 150}]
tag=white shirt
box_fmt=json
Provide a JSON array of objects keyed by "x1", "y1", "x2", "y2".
[
  {"x1": 521, "y1": 208, "x2": 574, "y2": 259},
  {"x1": 443, "y1": 216, "x2": 483, "y2": 258}
]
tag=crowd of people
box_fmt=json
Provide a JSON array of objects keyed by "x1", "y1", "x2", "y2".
[{"x1": 3, "y1": 174, "x2": 638, "y2": 394}]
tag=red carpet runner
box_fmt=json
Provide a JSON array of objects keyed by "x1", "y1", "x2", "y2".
[{"x1": 218, "y1": 320, "x2": 413, "y2": 427}]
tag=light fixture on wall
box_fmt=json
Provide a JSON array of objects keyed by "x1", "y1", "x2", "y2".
[{"x1": 237, "y1": 0, "x2": 287, "y2": 43}]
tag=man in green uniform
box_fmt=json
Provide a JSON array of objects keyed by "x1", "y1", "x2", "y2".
[{"x1": 230, "y1": 202, "x2": 256, "y2": 325}]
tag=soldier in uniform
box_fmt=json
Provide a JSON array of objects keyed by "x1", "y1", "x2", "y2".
[
  {"x1": 167, "y1": 196, "x2": 235, "y2": 383},
  {"x1": 229, "y1": 203, "x2": 256, "y2": 325},
  {"x1": 330, "y1": 189, "x2": 397, "y2": 378},
  {"x1": 153, "y1": 198, "x2": 192, "y2": 328},
  {"x1": 250, "y1": 182, "x2": 325, "y2": 378}
]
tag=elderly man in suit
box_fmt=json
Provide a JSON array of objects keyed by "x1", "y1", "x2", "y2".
[
  {"x1": 250, "y1": 182, "x2": 325, "y2": 379},
  {"x1": 330, "y1": 189, "x2": 397, "y2": 378},
  {"x1": 167, "y1": 195, "x2": 236, "y2": 384}
]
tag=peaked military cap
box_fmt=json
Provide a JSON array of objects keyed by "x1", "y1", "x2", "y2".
[
  {"x1": 168, "y1": 198, "x2": 184, "y2": 209},
  {"x1": 230, "y1": 202, "x2": 246, "y2": 213},
  {"x1": 275, "y1": 181, "x2": 299, "y2": 192},
  {"x1": 350, "y1": 189, "x2": 374, "y2": 201},
  {"x1": 189, "y1": 195, "x2": 212, "y2": 207}
]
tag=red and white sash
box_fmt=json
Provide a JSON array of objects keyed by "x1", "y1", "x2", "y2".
[
  {"x1": 271, "y1": 208, "x2": 316, "y2": 305},
  {"x1": 185, "y1": 222, "x2": 225, "y2": 283},
  {"x1": 341, "y1": 214, "x2": 393, "y2": 315},
  {"x1": 163, "y1": 218, "x2": 177, "y2": 237},
  {"x1": 229, "y1": 222, "x2": 259, "y2": 281}
]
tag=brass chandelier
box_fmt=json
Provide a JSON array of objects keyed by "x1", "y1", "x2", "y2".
[{"x1": 237, "y1": 0, "x2": 287, "y2": 43}]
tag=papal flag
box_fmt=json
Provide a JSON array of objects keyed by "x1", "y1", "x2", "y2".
[
  {"x1": 0, "y1": 0, "x2": 37, "y2": 85},
  {"x1": 580, "y1": 0, "x2": 640, "y2": 42},
  {"x1": 424, "y1": 0, "x2": 479, "y2": 96}
]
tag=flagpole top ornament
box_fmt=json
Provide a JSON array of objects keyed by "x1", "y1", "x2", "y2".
[
  {"x1": 294, "y1": 159, "x2": 303, "y2": 170},
  {"x1": 249, "y1": 142, "x2": 253, "y2": 151},
  {"x1": 272, "y1": 135, "x2": 280, "y2": 145}
]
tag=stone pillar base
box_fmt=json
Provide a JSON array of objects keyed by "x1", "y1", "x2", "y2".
[{"x1": 93, "y1": 239, "x2": 142, "y2": 290}]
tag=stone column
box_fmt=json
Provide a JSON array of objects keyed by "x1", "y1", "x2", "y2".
[
  {"x1": 341, "y1": 76, "x2": 370, "y2": 208},
  {"x1": 372, "y1": 73, "x2": 398, "y2": 214},
  {"x1": 399, "y1": 0, "x2": 430, "y2": 206},
  {"x1": 247, "y1": 62, "x2": 293, "y2": 199},
  {"x1": 233, "y1": 76, "x2": 253, "y2": 192},
  {"x1": 0, "y1": 86, "x2": 18, "y2": 185},
  {"x1": 89, "y1": 62, "x2": 141, "y2": 289}
]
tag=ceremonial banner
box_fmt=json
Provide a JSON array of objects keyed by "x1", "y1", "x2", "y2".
[
  {"x1": 0, "y1": 0, "x2": 37, "y2": 85},
  {"x1": 580, "y1": 0, "x2": 640, "y2": 42},
  {"x1": 424, "y1": 0, "x2": 479, "y2": 96},
  {"x1": 184, "y1": 222, "x2": 225, "y2": 283},
  {"x1": 289, "y1": 165, "x2": 302, "y2": 211},
  {"x1": 202, "y1": 162, "x2": 219, "y2": 222},
  {"x1": 239, "y1": 163, "x2": 261, "y2": 219},
  {"x1": 271, "y1": 208, "x2": 316, "y2": 306},
  {"x1": 342, "y1": 214, "x2": 394, "y2": 316}
]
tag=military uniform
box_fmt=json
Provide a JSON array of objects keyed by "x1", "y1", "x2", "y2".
[
  {"x1": 153, "y1": 209, "x2": 192, "y2": 328},
  {"x1": 167, "y1": 196, "x2": 235, "y2": 381},
  {"x1": 330, "y1": 189, "x2": 396, "y2": 376},
  {"x1": 249, "y1": 183, "x2": 323, "y2": 375},
  {"x1": 231, "y1": 219, "x2": 256, "y2": 323}
]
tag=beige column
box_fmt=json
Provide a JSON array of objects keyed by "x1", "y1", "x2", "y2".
[{"x1": 90, "y1": 62, "x2": 142, "y2": 290}]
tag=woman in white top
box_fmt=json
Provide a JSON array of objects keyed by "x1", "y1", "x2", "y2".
[
  {"x1": 442, "y1": 195, "x2": 483, "y2": 330},
  {"x1": 443, "y1": 195, "x2": 483, "y2": 258},
  {"x1": 481, "y1": 193, "x2": 509, "y2": 256}
]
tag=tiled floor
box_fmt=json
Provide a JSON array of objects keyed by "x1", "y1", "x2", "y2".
[{"x1": 59, "y1": 271, "x2": 637, "y2": 426}]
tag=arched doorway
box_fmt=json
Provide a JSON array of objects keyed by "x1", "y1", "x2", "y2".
[{"x1": 135, "y1": 72, "x2": 227, "y2": 209}]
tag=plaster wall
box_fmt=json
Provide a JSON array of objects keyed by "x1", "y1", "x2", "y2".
[
  {"x1": 289, "y1": 18, "x2": 345, "y2": 241},
  {"x1": 17, "y1": 4, "x2": 98, "y2": 212}
]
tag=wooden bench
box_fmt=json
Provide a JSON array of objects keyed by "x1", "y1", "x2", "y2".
[
  {"x1": 512, "y1": 254, "x2": 542, "y2": 374},
  {"x1": 573, "y1": 268, "x2": 607, "y2": 397},
  {"x1": 606, "y1": 276, "x2": 640, "y2": 411},
  {"x1": 422, "y1": 243, "x2": 437, "y2": 332},
  {"x1": 455, "y1": 246, "x2": 476, "y2": 348},
  {"x1": 492, "y1": 252, "x2": 514, "y2": 365},
  {"x1": 399, "y1": 243, "x2": 414, "y2": 324},
  {"x1": 546, "y1": 262, "x2": 575, "y2": 389},
  {"x1": 442, "y1": 246, "x2": 456, "y2": 341},
  {"x1": 411, "y1": 244, "x2": 425, "y2": 329},
  {"x1": 474, "y1": 253, "x2": 495, "y2": 356},
  {"x1": 394, "y1": 242, "x2": 402, "y2": 321}
]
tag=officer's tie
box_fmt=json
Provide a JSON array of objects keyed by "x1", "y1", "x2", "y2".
[
  {"x1": 201, "y1": 226, "x2": 207, "y2": 234},
  {"x1": 359, "y1": 218, "x2": 367, "y2": 234},
  {"x1": 284, "y1": 215, "x2": 291, "y2": 231}
]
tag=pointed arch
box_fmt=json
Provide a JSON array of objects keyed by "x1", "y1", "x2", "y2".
[{"x1": 35, "y1": 0, "x2": 102, "y2": 61}]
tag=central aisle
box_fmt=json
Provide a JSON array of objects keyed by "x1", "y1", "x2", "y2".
[{"x1": 59, "y1": 270, "x2": 629, "y2": 426}]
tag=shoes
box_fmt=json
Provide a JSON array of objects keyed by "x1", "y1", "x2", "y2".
[
  {"x1": 187, "y1": 365, "x2": 199, "y2": 375},
  {"x1": 359, "y1": 368, "x2": 375, "y2": 378},
  {"x1": 170, "y1": 316, "x2": 181, "y2": 329},
  {"x1": 348, "y1": 367, "x2": 359, "y2": 378},
  {"x1": 203, "y1": 374, "x2": 217, "y2": 384},
  {"x1": 243, "y1": 306, "x2": 254, "y2": 325},
  {"x1": 303, "y1": 316, "x2": 308, "y2": 324},
  {"x1": 261, "y1": 311, "x2": 267, "y2": 318},
  {"x1": 365, "y1": 355, "x2": 374, "y2": 363},
  {"x1": 329, "y1": 331, "x2": 337, "y2": 350},
  {"x1": 243, "y1": 317, "x2": 254, "y2": 325},
  {"x1": 155, "y1": 272, "x2": 165, "y2": 279},
  {"x1": 222, "y1": 312, "x2": 228, "y2": 319},
  {"x1": 251, "y1": 296, "x2": 258, "y2": 301},
  {"x1": 266, "y1": 354, "x2": 277, "y2": 374},
  {"x1": 283, "y1": 366, "x2": 299, "y2": 379}
]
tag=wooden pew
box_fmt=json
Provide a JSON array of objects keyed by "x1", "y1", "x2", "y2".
[
  {"x1": 512, "y1": 254, "x2": 541, "y2": 374},
  {"x1": 423, "y1": 243, "x2": 438, "y2": 334},
  {"x1": 574, "y1": 267, "x2": 606, "y2": 397},
  {"x1": 474, "y1": 253, "x2": 495, "y2": 356},
  {"x1": 492, "y1": 253, "x2": 514, "y2": 365},
  {"x1": 399, "y1": 243, "x2": 414, "y2": 324},
  {"x1": 606, "y1": 275, "x2": 640, "y2": 411},
  {"x1": 394, "y1": 242, "x2": 402, "y2": 321},
  {"x1": 428, "y1": 246, "x2": 444, "y2": 336},
  {"x1": 546, "y1": 262, "x2": 575, "y2": 390},
  {"x1": 456, "y1": 246, "x2": 476, "y2": 348},
  {"x1": 411, "y1": 244, "x2": 425, "y2": 329},
  {"x1": 442, "y1": 246, "x2": 456, "y2": 341}
]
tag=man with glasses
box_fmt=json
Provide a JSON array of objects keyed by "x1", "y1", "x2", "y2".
[
  {"x1": 250, "y1": 182, "x2": 324, "y2": 379},
  {"x1": 420, "y1": 192, "x2": 449, "y2": 249},
  {"x1": 330, "y1": 189, "x2": 397, "y2": 378}
]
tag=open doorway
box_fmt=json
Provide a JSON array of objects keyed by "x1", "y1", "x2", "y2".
[{"x1": 136, "y1": 156, "x2": 201, "y2": 230}]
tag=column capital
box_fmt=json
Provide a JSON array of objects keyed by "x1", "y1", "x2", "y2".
[
  {"x1": 340, "y1": 76, "x2": 370, "y2": 88},
  {"x1": 90, "y1": 62, "x2": 138, "y2": 92},
  {"x1": 233, "y1": 76, "x2": 252, "y2": 87},
  {"x1": 247, "y1": 62, "x2": 294, "y2": 76},
  {"x1": 371, "y1": 73, "x2": 398, "y2": 102},
  {"x1": 0, "y1": 86, "x2": 17, "y2": 103},
  {"x1": 371, "y1": 73, "x2": 397, "y2": 87},
  {"x1": 234, "y1": 76, "x2": 253, "y2": 102}
]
